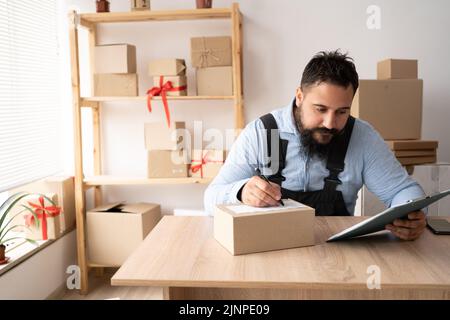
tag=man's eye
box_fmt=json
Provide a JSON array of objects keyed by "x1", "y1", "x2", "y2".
[
  {"x1": 316, "y1": 108, "x2": 326, "y2": 113},
  {"x1": 337, "y1": 110, "x2": 348, "y2": 115}
]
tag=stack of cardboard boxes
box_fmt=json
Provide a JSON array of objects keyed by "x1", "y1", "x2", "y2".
[
  {"x1": 148, "y1": 58, "x2": 187, "y2": 97},
  {"x1": 94, "y1": 44, "x2": 138, "y2": 96},
  {"x1": 191, "y1": 36, "x2": 233, "y2": 96},
  {"x1": 144, "y1": 121, "x2": 190, "y2": 178},
  {"x1": 351, "y1": 59, "x2": 438, "y2": 168}
]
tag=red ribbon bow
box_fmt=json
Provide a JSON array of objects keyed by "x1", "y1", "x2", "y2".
[
  {"x1": 191, "y1": 152, "x2": 224, "y2": 178},
  {"x1": 24, "y1": 196, "x2": 61, "y2": 240},
  {"x1": 146, "y1": 76, "x2": 187, "y2": 127}
]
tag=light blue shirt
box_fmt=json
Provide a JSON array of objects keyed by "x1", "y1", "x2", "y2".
[{"x1": 204, "y1": 101, "x2": 425, "y2": 215}]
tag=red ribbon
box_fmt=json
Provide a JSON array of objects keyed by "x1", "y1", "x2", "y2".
[
  {"x1": 146, "y1": 76, "x2": 187, "y2": 128},
  {"x1": 191, "y1": 152, "x2": 224, "y2": 178},
  {"x1": 24, "y1": 196, "x2": 61, "y2": 240}
]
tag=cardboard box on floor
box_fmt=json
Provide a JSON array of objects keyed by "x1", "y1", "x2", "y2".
[
  {"x1": 87, "y1": 202, "x2": 161, "y2": 266},
  {"x1": 377, "y1": 59, "x2": 418, "y2": 80},
  {"x1": 94, "y1": 44, "x2": 136, "y2": 74},
  {"x1": 351, "y1": 79, "x2": 423, "y2": 140},
  {"x1": 148, "y1": 59, "x2": 186, "y2": 76},
  {"x1": 214, "y1": 199, "x2": 315, "y2": 255},
  {"x1": 148, "y1": 150, "x2": 190, "y2": 178},
  {"x1": 191, "y1": 36, "x2": 232, "y2": 68},
  {"x1": 94, "y1": 73, "x2": 138, "y2": 96},
  {"x1": 196, "y1": 66, "x2": 233, "y2": 96},
  {"x1": 152, "y1": 75, "x2": 187, "y2": 96},
  {"x1": 190, "y1": 149, "x2": 226, "y2": 178},
  {"x1": 144, "y1": 121, "x2": 186, "y2": 150}
]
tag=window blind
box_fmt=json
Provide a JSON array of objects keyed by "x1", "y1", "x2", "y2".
[{"x1": 0, "y1": 0, "x2": 62, "y2": 193}]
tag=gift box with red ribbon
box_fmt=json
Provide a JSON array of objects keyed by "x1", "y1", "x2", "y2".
[
  {"x1": 23, "y1": 193, "x2": 61, "y2": 241},
  {"x1": 190, "y1": 149, "x2": 226, "y2": 178}
]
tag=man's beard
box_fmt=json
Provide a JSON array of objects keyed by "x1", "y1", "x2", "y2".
[{"x1": 294, "y1": 104, "x2": 340, "y2": 160}]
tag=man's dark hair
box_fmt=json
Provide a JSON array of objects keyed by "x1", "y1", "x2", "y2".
[{"x1": 300, "y1": 50, "x2": 359, "y2": 94}]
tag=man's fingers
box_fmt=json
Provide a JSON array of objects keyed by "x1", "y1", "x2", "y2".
[
  {"x1": 408, "y1": 211, "x2": 425, "y2": 220},
  {"x1": 254, "y1": 178, "x2": 281, "y2": 200},
  {"x1": 393, "y1": 218, "x2": 423, "y2": 229},
  {"x1": 249, "y1": 188, "x2": 278, "y2": 207},
  {"x1": 386, "y1": 225, "x2": 423, "y2": 240}
]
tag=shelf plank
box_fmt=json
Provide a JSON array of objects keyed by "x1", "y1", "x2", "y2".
[
  {"x1": 79, "y1": 8, "x2": 232, "y2": 24},
  {"x1": 84, "y1": 176, "x2": 213, "y2": 186},
  {"x1": 80, "y1": 96, "x2": 235, "y2": 104}
]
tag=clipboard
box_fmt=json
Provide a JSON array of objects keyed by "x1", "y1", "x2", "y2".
[{"x1": 327, "y1": 189, "x2": 450, "y2": 242}]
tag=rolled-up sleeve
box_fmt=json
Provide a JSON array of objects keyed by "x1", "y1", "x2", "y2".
[{"x1": 203, "y1": 120, "x2": 262, "y2": 215}]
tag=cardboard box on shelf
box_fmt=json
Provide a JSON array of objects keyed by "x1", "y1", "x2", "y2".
[
  {"x1": 196, "y1": 66, "x2": 233, "y2": 96},
  {"x1": 131, "y1": 0, "x2": 150, "y2": 11},
  {"x1": 94, "y1": 44, "x2": 136, "y2": 74},
  {"x1": 351, "y1": 79, "x2": 423, "y2": 140},
  {"x1": 94, "y1": 73, "x2": 138, "y2": 96},
  {"x1": 144, "y1": 121, "x2": 186, "y2": 150},
  {"x1": 148, "y1": 59, "x2": 186, "y2": 76},
  {"x1": 87, "y1": 202, "x2": 161, "y2": 266},
  {"x1": 190, "y1": 149, "x2": 226, "y2": 178},
  {"x1": 191, "y1": 36, "x2": 232, "y2": 68},
  {"x1": 147, "y1": 150, "x2": 190, "y2": 178},
  {"x1": 397, "y1": 156, "x2": 436, "y2": 166},
  {"x1": 377, "y1": 59, "x2": 418, "y2": 80},
  {"x1": 23, "y1": 193, "x2": 61, "y2": 241},
  {"x1": 385, "y1": 140, "x2": 438, "y2": 151},
  {"x1": 152, "y1": 75, "x2": 187, "y2": 96},
  {"x1": 214, "y1": 199, "x2": 315, "y2": 255},
  {"x1": 394, "y1": 150, "x2": 436, "y2": 157}
]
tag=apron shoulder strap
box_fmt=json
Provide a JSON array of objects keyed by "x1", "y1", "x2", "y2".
[
  {"x1": 324, "y1": 116, "x2": 356, "y2": 192},
  {"x1": 259, "y1": 113, "x2": 288, "y2": 185}
]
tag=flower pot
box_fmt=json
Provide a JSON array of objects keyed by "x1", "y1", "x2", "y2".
[
  {"x1": 0, "y1": 245, "x2": 5, "y2": 261},
  {"x1": 96, "y1": 0, "x2": 110, "y2": 13},
  {"x1": 196, "y1": 0, "x2": 212, "y2": 9}
]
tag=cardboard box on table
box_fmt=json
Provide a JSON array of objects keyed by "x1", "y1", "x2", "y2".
[
  {"x1": 94, "y1": 44, "x2": 136, "y2": 74},
  {"x1": 377, "y1": 59, "x2": 418, "y2": 80},
  {"x1": 151, "y1": 75, "x2": 187, "y2": 96},
  {"x1": 214, "y1": 199, "x2": 315, "y2": 255},
  {"x1": 144, "y1": 121, "x2": 186, "y2": 150},
  {"x1": 190, "y1": 149, "x2": 226, "y2": 178},
  {"x1": 190, "y1": 36, "x2": 232, "y2": 68},
  {"x1": 351, "y1": 79, "x2": 423, "y2": 140},
  {"x1": 94, "y1": 73, "x2": 138, "y2": 96},
  {"x1": 147, "y1": 150, "x2": 190, "y2": 178},
  {"x1": 87, "y1": 202, "x2": 161, "y2": 266},
  {"x1": 196, "y1": 66, "x2": 233, "y2": 96},
  {"x1": 148, "y1": 59, "x2": 186, "y2": 76}
]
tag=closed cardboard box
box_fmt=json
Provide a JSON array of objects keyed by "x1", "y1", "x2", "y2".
[
  {"x1": 377, "y1": 59, "x2": 418, "y2": 80},
  {"x1": 144, "y1": 121, "x2": 185, "y2": 150},
  {"x1": 351, "y1": 79, "x2": 423, "y2": 140},
  {"x1": 385, "y1": 140, "x2": 438, "y2": 151},
  {"x1": 152, "y1": 75, "x2": 187, "y2": 96},
  {"x1": 131, "y1": 0, "x2": 150, "y2": 11},
  {"x1": 196, "y1": 66, "x2": 233, "y2": 96},
  {"x1": 191, "y1": 36, "x2": 232, "y2": 68},
  {"x1": 94, "y1": 44, "x2": 136, "y2": 74},
  {"x1": 149, "y1": 59, "x2": 186, "y2": 76},
  {"x1": 397, "y1": 156, "x2": 436, "y2": 166},
  {"x1": 87, "y1": 202, "x2": 161, "y2": 266},
  {"x1": 24, "y1": 193, "x2": 61, "y2": 241},
  {"x1": 190, "y1": 149, "x2": 225, "y2": 178},
  {"x1": 148, "y1": 150, "x2": 190, "y2": 178},
  {"x1": 94, "y1": 73, "x2": 138, "y2": 96},
  {"x1": 214, "y1": 199, "x2": 315, "y2": 255}
]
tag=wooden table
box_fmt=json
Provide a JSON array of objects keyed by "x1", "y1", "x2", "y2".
[{"x1": 111, "y1": 216, "x2": 450, "y2": 299}]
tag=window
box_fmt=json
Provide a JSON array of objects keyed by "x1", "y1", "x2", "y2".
[{"x1": 0, "y1": 0, "x2": 62, "y2": 193}]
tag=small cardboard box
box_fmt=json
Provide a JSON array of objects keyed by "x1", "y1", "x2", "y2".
[
  {"x1": 94, "y1": 73, "x2": 138, "y2": 96},
  {"x1": 196, "y1": 66, "x2": 233, "y2": 96},
  {"x1": 87, "y1": 202, "x2": 161, "y2": 266},
  {"x1": 148, "y1": 59, "x2": 186, "y2": 76},
  {"x1": 131, "y1": 0, "x2": 150, "y2": 11},
  {"x1": 148, "y1": 150, "x2": 190, "y2": 178},
  {"x1": 94, "y1": 44, "x2": 136, "y2": 74},
  {"x1": 144, "y1": 121, "x2": 185, "y2": 150},
  {"x1": 191, "y1": 36, "x2": 232, "y2": 68},
  {"x1": 397, "y1": 156, "x2": 436, "y2": 166},
  {"x1": 385, "y1": 140, "x2": 438, "y2": 151},
  {"x1": 152, "y1": 76, "x2": 187, "y2": 96},
  {"x1": 214, "y1": 199, "x2": 315, "y2": 255},
  {"x1": 377, "y1": 59, "x2": 418, "y2": 80},
  {"x1": 351, "y1": 79, "x2": 423, "y2": 140},
  {"x1": 23, "y1": 193, "x2": 61, "y2": 241},
  {"x1": 190, "y1": 149, "x2": 225, "y2": 178}
]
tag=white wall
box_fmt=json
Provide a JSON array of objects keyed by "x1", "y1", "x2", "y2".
[{"x1": 60, "y1": 0, "x2": 450, "y2": 214}]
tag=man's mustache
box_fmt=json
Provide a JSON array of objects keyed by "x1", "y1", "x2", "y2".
[{"x1": 310, "y1": 127, "x2": 339, "y2": 135}]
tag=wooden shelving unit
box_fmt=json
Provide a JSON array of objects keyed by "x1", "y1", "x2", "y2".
[{"x1": 68, "y1": 4, "x2": 243, "y2": 294}]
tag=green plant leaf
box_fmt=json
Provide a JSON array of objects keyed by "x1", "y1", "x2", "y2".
[
  {"x1": 0, "y1": 192, "x2": 32, "y2": 230},
  {"x1": 0, "y1": 225, "x2": 25, "y2": 243},
  {"x1": 0, "y1": 206, "x2": 29, "y2": 239}
]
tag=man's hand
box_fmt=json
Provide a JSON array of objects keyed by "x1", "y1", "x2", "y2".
[
  {"x1": 241, "y1": 176, "x2": 282, "y2": 207},
  {"x1": 385, "y1": 210, "x2": 427, "y2": 240}
]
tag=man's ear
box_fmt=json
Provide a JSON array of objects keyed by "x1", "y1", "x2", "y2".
[{"x1": 295, "y1": 87, "x2": 304, "y2": 105}]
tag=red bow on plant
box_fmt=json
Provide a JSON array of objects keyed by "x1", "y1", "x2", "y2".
[
  {"x1": 24, "y1": 196, "x2": 61, "y2": 241},
  {"x1": 146, "y1": 76, "x2": 187, "y2": 128}
]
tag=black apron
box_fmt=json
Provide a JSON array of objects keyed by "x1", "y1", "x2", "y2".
[{"x1": 259, "y1": 113, "x2": 355, "y2": 216}]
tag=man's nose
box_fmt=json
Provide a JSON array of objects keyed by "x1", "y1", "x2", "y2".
[{"x1": 322, "y1": 113, "x2": 337, "y2": 130}]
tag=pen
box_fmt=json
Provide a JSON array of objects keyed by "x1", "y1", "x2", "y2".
[{"x1": 254, "y1": 167, "x2": 284, "y2": 206}]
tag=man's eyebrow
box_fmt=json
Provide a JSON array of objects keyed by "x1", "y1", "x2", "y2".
[{"x1": 313, "y1": 103, "x2": 351, "y2": 110}]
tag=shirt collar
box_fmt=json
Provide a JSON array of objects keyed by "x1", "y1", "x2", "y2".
[{"x1": 280, "y1": 98, "x2": 300, "y2": 136}]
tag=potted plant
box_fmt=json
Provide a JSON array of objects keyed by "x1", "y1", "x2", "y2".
[{"x1": 0, "y1": 192, "x2": 41, "y2": 264}]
